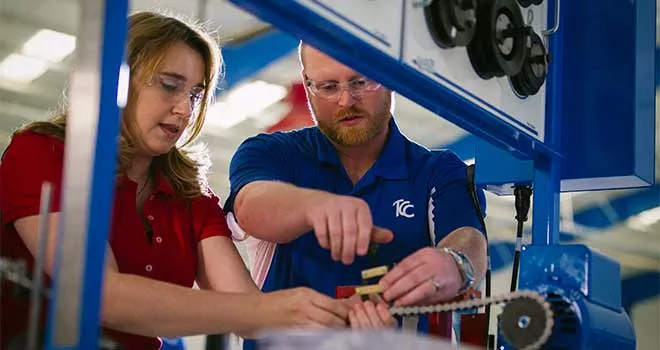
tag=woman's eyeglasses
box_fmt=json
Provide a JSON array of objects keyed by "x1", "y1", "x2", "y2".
[{"x1": 147, "y1": 73, "x2": 205, "y2": 111}]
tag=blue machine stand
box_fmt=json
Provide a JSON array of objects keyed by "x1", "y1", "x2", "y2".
[{"x1": 498, "y1": 245, "x2": 637, "y2": 349}]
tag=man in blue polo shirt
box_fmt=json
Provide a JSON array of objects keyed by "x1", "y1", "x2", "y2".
[{"x1": 225, "y1": 43, "x2": 487, "y2": 347}]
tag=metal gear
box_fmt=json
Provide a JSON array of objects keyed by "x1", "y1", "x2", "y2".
[{"x1": 501, "y1": 296, "x2": 553, "y2": 349}]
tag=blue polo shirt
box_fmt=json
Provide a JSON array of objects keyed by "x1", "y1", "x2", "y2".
[{"x1": 226, "y1": 118, "x2": 485, "y2": 348}]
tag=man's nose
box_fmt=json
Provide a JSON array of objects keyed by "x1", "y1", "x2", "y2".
[{"x1": 336, "y1": 88, "x2": 356, "y2": 107}]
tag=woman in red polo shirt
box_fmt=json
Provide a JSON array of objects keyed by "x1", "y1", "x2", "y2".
[{"x1": 0, "y1": 11, "x2": 393, "y2": 350}]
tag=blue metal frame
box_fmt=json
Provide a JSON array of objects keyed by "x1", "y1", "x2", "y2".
[
  {"x1": 531, "y1": 0, "x2": 563, "y2": 245},
  {"x1": 44, "y1": 0, "x2": 128, "y2": 348},
  {"x1": 220, "y1": 29, "x2": 298, "y2": 90},
  {"x1": 78, "y1": 1, "x2": 128, "y2": 347},
  {"x1": 229, "y1": 0, "x2": 560, "y2": 160}
]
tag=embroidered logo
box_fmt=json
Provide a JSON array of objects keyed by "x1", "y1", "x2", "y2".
[{"x1": 393, "y1": 199, "x2": 415, "y2": 218}]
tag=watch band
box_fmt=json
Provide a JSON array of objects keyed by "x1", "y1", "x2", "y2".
[{"x1": 439, "y1": 247, "x2": 476, "y2": 293}]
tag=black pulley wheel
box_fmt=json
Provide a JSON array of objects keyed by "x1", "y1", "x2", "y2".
[
  {"x1": 467, "y1": 0, "x2": 527, "y2": 79},
  {"x1": 510, "y1": 31, "x2": 547, "y2": 97},
  {"x1": 518, "y1": 0, "x2": 543, "y2": 7},
  {"x1": 424, "y1": 0, "x2": 478, "y2": 48}
]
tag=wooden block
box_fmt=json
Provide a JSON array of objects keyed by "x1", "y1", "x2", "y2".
[
  {"x1": 361, "y1": 265, "x2": 388, "y2": 280},
  {"x1": 355, "y1": 284, "x2": 383, "y2": 295}
]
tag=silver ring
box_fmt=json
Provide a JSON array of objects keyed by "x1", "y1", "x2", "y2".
[{"x1": 429, "y1": 276, "x2": 442, "y2": 292}]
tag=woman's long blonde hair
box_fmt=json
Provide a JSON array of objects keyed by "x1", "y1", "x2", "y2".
[{"x1": 14, "y1": 11, "x2": 223, "y2": 198}]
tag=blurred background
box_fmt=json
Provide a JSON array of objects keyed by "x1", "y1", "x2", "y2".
[{"x1": 0, "y1": 0, "x2": 658, "y2": 349}]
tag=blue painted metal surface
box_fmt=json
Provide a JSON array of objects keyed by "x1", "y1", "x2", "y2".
[
  {"x1": 219, "y1": 29, "x2": 298, "y2": 90},
  {"x1": 44, "y1": 0, "x2": 127, "y2": 348},
  {"x1": 229, "y1": 0, "x2": 559, "y2": 160},
  {"x1": 499, "y1": 244, "x2": 637, "y2": 350},
  {"x1": 77, "y1": 1, "x2": 128, "y2": 348},
  {"x1": 558, "y1": 0, "x2": 655, "y2": 191},
  {"x1": 528, "y1": 0, "x2": 564, "y2": 246},
  {"x1": 475, "y1": 0, "x2": 656, "y2": 194}
]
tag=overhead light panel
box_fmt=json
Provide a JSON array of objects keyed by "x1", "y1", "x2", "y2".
[
  {"x1": 226, "y1": 80, "x2": 288, "y2": 115},
  {"x1": 22, "y1": 29, "x2": 76, "y2": 63},
  {"x1": 206, "y1": 80, "x2": 288, "y2": 129},
  {"x1": 0, "y1": 54, "x2": 48, "y2": 83},
  {"x1": 626, "y1": 206, "x2": 660, "y2": 231}
]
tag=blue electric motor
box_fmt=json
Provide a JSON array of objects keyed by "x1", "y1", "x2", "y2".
[{"x1": 498, "y1": 244, "x2": 636, "y2": 349}]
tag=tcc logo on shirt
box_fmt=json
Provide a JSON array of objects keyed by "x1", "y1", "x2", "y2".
[{"x1": 393, "y1": 199, "x2": 415, "y2": 218}]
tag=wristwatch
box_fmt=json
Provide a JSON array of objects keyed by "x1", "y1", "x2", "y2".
[{"x1": 439, "y1": 247, "x2": 476, "y2": 293}]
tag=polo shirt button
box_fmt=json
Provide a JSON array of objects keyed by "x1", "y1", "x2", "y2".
[
  {"x1": 156, "y1": 236, "x2": 162, "y2": 244},
  {"x1": 147, "y1": 215, "x2": 154, "y2": 221},
  {"x1": 145, "y1": 264, "x2": 153, "y2": 272}
]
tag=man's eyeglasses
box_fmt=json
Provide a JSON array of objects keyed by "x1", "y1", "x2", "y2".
[
  {"x1": 305, "y1": 76, "x2": 382, "y2": 101},
  {"x1": 147, "y1": 73, "x2": 206, "y2": 111}
]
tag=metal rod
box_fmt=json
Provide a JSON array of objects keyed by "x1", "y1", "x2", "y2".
[
  {"x1": 27, "y1": 182, "x2": 53, "y2": 350},
  {"x1": 542, "y1": 0, "x2": 561, "y2": 36}
]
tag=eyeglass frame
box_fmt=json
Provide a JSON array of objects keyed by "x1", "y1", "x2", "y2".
[
  {"x1": 304, "y1": 75, "x2": 383, "y2": 101},
  {"x1": 145, "y1": 72, "x2": 206, "y2": 112}
]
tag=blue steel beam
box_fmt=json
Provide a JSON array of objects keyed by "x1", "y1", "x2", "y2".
[{"x1": 219, "y1": 29, "x2": 298, "y2": 91}]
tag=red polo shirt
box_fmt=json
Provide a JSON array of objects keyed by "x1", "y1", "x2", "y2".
[{"x1": 0, "y1": 131, "x2": 231, "y2": 350}]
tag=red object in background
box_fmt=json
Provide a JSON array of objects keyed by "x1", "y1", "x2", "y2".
[
  {"x1": 461, "y1": 313, "x2": 488, "y2": 347},
  {"x1": 428, "y1": 288, "x2": 486, "y2": 344},
  {"x1": 266, "y1": 82, "x2": 315, "y2": 133},
  {"x1": 428, "y1": 312, "x2": 454, "y2": 340},
  {"x1": 335, "y1": 285, "x2": 358, "y2": 299}
]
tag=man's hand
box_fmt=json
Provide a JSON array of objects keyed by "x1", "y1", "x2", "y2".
[
  {"x1": 378, "y1": 247, "x2": 462, "y2": 307},
  {"x1": 305, "y1": 193, "x2": 394, "y2": 264},
  {"x1": 259, "y1": 287, "x2": 351, "y2": 329}
]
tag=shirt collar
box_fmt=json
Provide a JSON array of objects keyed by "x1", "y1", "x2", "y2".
[
  {"x1": 118, "y1": 169, "x2": 174, "y2": 195},
  {"x1": 373, "y1": 118, "x2": 408, "y2": 180},
  {"x1": 314, "y1": 117, "x2": 409, "y2": 180},
  {"x1": 152, "y1": 169, "x2": 174, "y2": 194}
]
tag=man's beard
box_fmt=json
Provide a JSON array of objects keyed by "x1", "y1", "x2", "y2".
[{"x1": 315, "y1": 106, "x2": 389, "y2": 147}]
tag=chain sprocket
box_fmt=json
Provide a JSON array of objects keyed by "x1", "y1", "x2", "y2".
[{"x1": 389, "y1": 290, "x2": 553, "y2": 349}]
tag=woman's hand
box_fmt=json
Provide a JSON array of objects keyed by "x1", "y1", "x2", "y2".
[
  {"x1": 345, "y1": 295, "x2": 397, "y2": 329},
  {"x1": 259, "y1": 287, "x2": 350, "y2": 329}
]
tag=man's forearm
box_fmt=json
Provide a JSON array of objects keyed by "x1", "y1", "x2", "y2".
[
  {"x1": 233, "y1": 181, "x2": 324, "y2": 243},
  {"x1": 437, "y1": 227, "x2": 488, "y2": 285}
]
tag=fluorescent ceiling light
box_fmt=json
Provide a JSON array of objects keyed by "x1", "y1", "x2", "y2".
[
  {"x1": 0, "y1": 54, "x2": 48, "y2": 83},
  {"x1": 206, "y1": 102, "x2": 243, "y2": 129},
  {"x1": 22, "y1": 29, "x2": 76, "y2": 63},
  {"x1": 226, "y1": 80, "x2": 288, "y2": 114},
  {"x1": 626, "y1": 206, "x2": 660, "y2": 231},
  {"x1": 206, "y1": 80, "x2": 288, "y2": 129}
]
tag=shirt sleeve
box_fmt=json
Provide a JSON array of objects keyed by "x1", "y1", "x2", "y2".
[
  {"x1": 224, "y1": 133, "x2": 295, "y2": 212},
  {"x1": 192, "y1": 190, "x2": 231, "y2": 242},
  {"x1": 0, "y1": 132, "x2": 64, "y2": 225},
  {"x1": 429, "y1": 151, "x2": 487, "y2": 246}
]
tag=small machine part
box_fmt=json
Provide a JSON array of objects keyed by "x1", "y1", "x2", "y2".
[
  {"x1": 500, "y1": 296, "x2": 553, "y2": 350},
  {"x1": 517, "y1": 0, "x2": 543, "y2": 7},
  {"x1": 424, "y1": 0, "x2": 478, "y2": 48},
  {"x1": 467, "y1": 0, "x2": 527, "y2": 79},
  {"x1": 510, "y1": 31, "x2": 548, "y2": 97},
  {"x1": 361, "y1": 265, "x2": 388, "y2": 280},
  {"x1": 355, "y1": 284, "x2": 384, "y2": 296}
]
